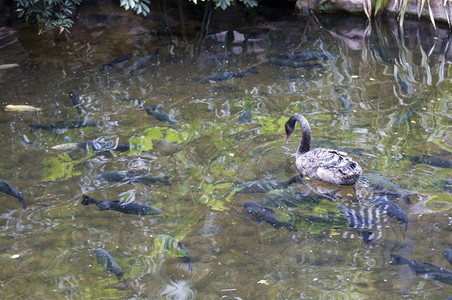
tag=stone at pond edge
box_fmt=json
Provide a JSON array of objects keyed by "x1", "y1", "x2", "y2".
[{"x1": 295, "y1": 0, "x2": 452, "y2": 24}]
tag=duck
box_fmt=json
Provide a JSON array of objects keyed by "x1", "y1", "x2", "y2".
[{"x1": 284, "y1": 113, "x2": 362, "y2": 186}]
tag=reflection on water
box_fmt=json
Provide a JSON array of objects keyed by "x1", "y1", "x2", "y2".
[{"x1": 0, "y1": 1, "x2": 451, "y2": 298}]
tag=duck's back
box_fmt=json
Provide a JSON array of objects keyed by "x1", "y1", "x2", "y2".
[{"x1": 296, "y1": 148, "x2": 362, "y2": 186}]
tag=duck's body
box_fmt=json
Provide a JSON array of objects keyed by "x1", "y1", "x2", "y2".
[{"x1": 285, "y1": 114, "x2": 362, "y2": 186}]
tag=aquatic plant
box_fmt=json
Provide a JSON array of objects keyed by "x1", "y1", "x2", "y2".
[{"x1": 372, "y1": 0, "x2": 448, "y2": 28}]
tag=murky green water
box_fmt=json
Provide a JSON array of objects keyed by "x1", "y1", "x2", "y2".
[{"x1": 0, "y1": 1, "x2": 451, "y2": 299}]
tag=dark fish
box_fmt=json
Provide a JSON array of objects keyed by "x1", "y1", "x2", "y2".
[
  {"x1": 269, "y1": 50, "x2": 339, "y2": 61},
  {"x1": 154, "y1": 234, "x2": 193, "y2": 273},
  {"x1": 102, "y1": 53, "x2": 133, "y2": 70},
  {"x1": 336, "y1": 205, "x2": 374, "y2": 230},
  {"x1": 68, "y1": 90, "x2": 80, "y2": 107},
  {"x1": 361, "y1": 173, "x2": 412, "y2": 204},
  {"x1": 81, "y1": 195, "x2": 162, "y2": 215},
  {"x1": 337, "y1": 196, "x2": 409, "y2": 232},
  {"x1": 94, "y1": 248, "x2": 127, "y2": 287},
  {"x1": 198, "y1": 67, "x2": 258, "y2": 83},
  {"x1": 97, "y1": 170, "x2": 170, "y2": 186},
  {"x1": 243, "y1": 201, "x2": 297, "y2": 232},
  {"x1": 0, "y1": 179, "x2": 26, "y2": 209},
  {"x1": 396, "y1": 72, "x2": 413, "y2": 94},
  {"x1": 260, "y1": 190, "x2": 336, "y2": 209},
  {"x1": 245, "y1": 193, "x2": 397, "y2": 244},
  {"x1": 445, "y1": 248, "x2": 452, "y2": 265},
  {"x1": 76, "y1": 139, "x2": 129, "y2": 153},
  {"x1": 268, "y1": 59, "x2": 322, "y2": 69},
  {"x1": 143, "y1": 105, "x2": 178, "y2": 124},
  {"x1": 126, "y1": 48, "x2": 159, "y2": 74},
  {"x1": 390, "y1": 254, "x2": 452, "y2": 285},
  {"x1": 334, "y1": 87, "x2": 353, "y2": 111},
  {"x1": 369, "y1": 197, "x2": 409, "y2": 231},
  {"x1": 409, "y1": 155, "x2": 452, "y2": 169},
  {"x1": 29, "y1": 120, "x2": 100, "y2": 133},
  {"x1": 336, "y1": 204, "x2": 390, "y2": 244},
  {"x1": 233, "y1": 176, "x2": 303, "y2": 194}
]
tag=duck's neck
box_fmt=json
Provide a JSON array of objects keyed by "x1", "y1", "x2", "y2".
[{"x1": 294, "y1": 114, "x2": 311, "y2": 155}]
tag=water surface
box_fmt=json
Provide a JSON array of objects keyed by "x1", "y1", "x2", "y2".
[{"x1": 0, "y1": 2, "x2": 451, "y2": 299}]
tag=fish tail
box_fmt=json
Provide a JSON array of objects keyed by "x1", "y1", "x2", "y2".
[
  {"x1": 81, "y1": 195, "x2": 95, "y2": 206},
  {"x1": 402, "y1": 220, "x2": 409, "y2": 232},
  {"x1": 29, "y1": 124, "x2": 40, "y2": 133},
  {"x1": 183, "y1": 255, "x2": 193, "y2": 273},
  {"x1": 18, "y1": 196, "x2": 27, "y2": 209}
]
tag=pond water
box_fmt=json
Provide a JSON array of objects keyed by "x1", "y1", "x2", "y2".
[{"x1": 0, "y1": 1, "x2": 451, "y2": 298}]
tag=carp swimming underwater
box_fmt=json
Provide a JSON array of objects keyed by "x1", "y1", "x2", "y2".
[
  {"x1": 94, "y1": 248, "x2": 127, "y2": 287},
  {"x1": 198, "y1": 67, "x2": 258, "y2": 83},
  {"x1": 29, "y1": 119, "x2": 101, "y2": 133},
  {"x1": 97, "y1": 170, "x2": 170, "y2": 186},
  {"x1": 390, "y1": 254, "x2": 452, "y2": 285},
  {"x1": 81, "y1": 195, "x2": 162, "y2": 216},
  {"x1": 0, "y1": 179, "x2": 26, "y2": 209}
]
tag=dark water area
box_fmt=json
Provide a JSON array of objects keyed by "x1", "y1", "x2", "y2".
[{"x1": 0, "y1": 0, "x2": 451, "y2": 298}]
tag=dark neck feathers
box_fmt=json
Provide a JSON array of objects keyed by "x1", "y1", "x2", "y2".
[{"x1": 290, "y1": 114, "x2": 311, "y2": 155}]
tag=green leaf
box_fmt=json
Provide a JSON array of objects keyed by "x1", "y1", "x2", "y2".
[
  {"x1": 215, "y1": 0, "x2": 232, "y2": 10},
  {"x1": 398, "y1": 0, "x2": 409, "y2": 28},
  {"x1": 427, "y1": 0, "x2": 437, "y2": 29},
  {"x1": 374, "y1": 0, "x2": 384, "y2": 14}
]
